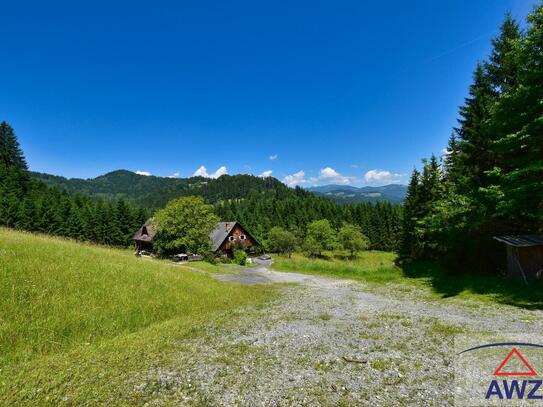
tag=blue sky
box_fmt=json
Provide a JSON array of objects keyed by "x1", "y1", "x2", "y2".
[{"x1": 0, "y1": 0, "x2": 538, "y2": 186}]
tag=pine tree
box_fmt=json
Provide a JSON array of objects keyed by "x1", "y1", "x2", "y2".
[
  {"x1": 0, "y1": 121, "x2": 28, "y2": 173},
  {"x1": 454, "y1": 64, "x2": 496, "y2": 194},
  {"x1": 399, "y1": 169, "x2": 421, "y2": 260},
  {"x1": 491, "y1": 3, "x2": 543, "y2": 231},
  {"x1": 486, "y1": 13, "x2": 521, "y2": 94}
]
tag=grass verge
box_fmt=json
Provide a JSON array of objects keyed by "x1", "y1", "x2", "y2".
[{"x1": 272, "y1": 252, "x2": 543, "y2": 309}]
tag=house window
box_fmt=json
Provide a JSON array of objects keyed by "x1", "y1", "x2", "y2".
[
  {"x1": 239, "y1": 235, "x2": 246, "y2": 240},
  {"x1": 228, "y1": 236, "x2": 235, "y2": 242}
]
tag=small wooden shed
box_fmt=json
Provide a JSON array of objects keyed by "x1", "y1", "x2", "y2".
[{"x1": 493, "y1": 235, "x2": 543, "y2": 283}]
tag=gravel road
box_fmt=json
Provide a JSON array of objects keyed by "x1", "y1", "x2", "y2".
[{"x1": 134, "y1": 262, "x2": 543, "y2": 406}]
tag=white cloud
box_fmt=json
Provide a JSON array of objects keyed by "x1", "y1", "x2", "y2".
[
  {"x1": 213, "y1": 166, "x2": 228, "y2": 178},
  {"x1": 135, "y1": 170, "x2": 151, "y2": 176},
  {"x1": 364, "y1": 169, "x2": 404, "y2": 184},
  {"x1": 193, "y1": 165, "x2": 228, "y2": 179},
  {"x1": 349, "y1": 164, "x2": 359, "y2": 169},
  {"x1": 441, "y1": 147, "x2": 451, "y2": 156},
  {"x1": 269, "y1": 154, "x2": 278, "y2": 161},
  {"x1": 319, "y1": 167, "x2": 352, "y2": 184},
  {"x1": 283, "y1": 170, "x2": 308, "y2": 187},
  {"x1": 167, "y1": 172, "x2": 180, "y2": 178},
  {"x1": 259, "y1": 170, "x2": 273, "y2": 178}
]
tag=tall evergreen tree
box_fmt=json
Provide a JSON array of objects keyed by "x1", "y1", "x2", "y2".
[
  {"x1": 399, "y1": 169, "x2": 421, "y2": 260},
  {"x1": 454, "y1": 64, "x2": 496, "y2": 194},
  {"x1": 0, "y1": 121, "x2": 28, "y2": 173},
  {"x1": 486, "y1": 13, "x2": 522, "y2": 94},
  {"x1": 491, "y1": 3, "x2": 543, "y2": 231}
]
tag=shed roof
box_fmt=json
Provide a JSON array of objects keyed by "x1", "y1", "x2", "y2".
[
  {"x1": 493, "y1": 235, "x2": 543, "y2": 248},
  {"x1": 210, "y1": 222, "x2": 238, "y2": 251}
]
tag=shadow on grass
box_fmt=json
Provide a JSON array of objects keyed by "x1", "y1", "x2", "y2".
[{"x1": 402, "y1": 261, "x2": 543, "y2": 310}]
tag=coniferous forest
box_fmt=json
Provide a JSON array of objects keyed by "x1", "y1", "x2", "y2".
[
  {"x1": 400, "y1": 8, "x2": 543, "y2": 273},
  {"x1": 0, "y1": 122, "x2": 149, "y2": 246},
  {"x1": 0, "y1": 121, "x2": 401, "y2": 251}
]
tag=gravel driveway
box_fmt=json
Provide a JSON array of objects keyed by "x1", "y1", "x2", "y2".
[{"x1": 134, "y1": 262, "x2": 543, "y2": 406}]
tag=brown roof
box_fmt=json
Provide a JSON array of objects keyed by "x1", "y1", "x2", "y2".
[
  {"x1": 132, "y1": 220, "x2": 259, "y2": 251},
  {"x1": 133, "y1": 219, "x2": 157, "y2": 242},
  {"x1": 210, "y1": 222, "x2": 237, "y2": 251}
]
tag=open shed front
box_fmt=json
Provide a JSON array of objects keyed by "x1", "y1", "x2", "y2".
[{"x1": 494, "y1": 235, "x2": 543, "y2": 283}]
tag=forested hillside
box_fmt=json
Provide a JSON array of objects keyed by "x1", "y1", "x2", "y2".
[
  {"x1": 216, "y1": 191, "x2": 401, "y2": 251},
  {"x1": 401, "y1": 8, "x2": 543, "y2": 272},
  {"x1": 31, "y1": 170, "x2": 286, "y2": 209},
  {"x1": 1, "y1": 124, "x2": 402, "y2": 251},
  {"x1": 0, "y1": 123, "x2": 148, "y2": 246}
]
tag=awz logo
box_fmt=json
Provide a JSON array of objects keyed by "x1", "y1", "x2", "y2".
[{"x1": 460, "y1": 343, "x2": 543, "y2": 401}]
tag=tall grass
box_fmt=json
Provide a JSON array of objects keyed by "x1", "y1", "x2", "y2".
[
  {"x1": 0, "y1": 228, "x2": 271, "y2": 367},
  {"x1": 272, "y1": 251, "x2": 401, "y2": 284}
]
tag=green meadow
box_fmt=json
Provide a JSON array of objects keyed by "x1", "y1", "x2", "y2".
[
  {"x1": 272, "y1": 252, "x2": 543, "y2": 309},
  {"x1": 0, "y1": 228, "x2": 274, "y2": 405}
]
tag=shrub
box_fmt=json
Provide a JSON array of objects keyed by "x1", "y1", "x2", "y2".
[{"x1": 233, "y1": 249, "x2": 248, "y2": 265}]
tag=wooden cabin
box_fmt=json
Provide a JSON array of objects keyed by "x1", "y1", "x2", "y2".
[
  {"x1": 210, "y1": 222, "x2": 258, "y2": 257},
  {"x1": 133, "y1": 220, "x2": 258, "y2": 257},
  {"x1": 132, "y1": 221, "x2": 156, "y2": 252},
  {"x1": 493, "y1": 235, "x2": 543, "y2": 283}
]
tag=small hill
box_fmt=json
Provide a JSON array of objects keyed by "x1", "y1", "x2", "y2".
[
  {"x1": 31, "y1": 170, "x2": 287, "y2": 209},
  {"x1": 307, "y1": 184, "x2": 407, "y2": 204}
]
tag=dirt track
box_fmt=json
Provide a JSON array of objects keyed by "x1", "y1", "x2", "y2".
[{"x1": 134, "y1": 262, "x2": 543, "y2": 406}]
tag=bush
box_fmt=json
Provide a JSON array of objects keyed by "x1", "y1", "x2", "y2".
[{"x1": 233, "y1": 249, "x2": 248, "y2": 265}]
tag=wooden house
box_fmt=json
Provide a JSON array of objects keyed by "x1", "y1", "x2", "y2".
[
  {"x1": 132, "y1": 221, "x2": 156, "y2": 252},
  {"x1": 493, "y1": 235, "x2": 543, "y2": 283},
  {"x1": 210, "y1": 222, "x2": 258, "y2": 257},
  {"x1": 133, "y1": 220, "x2": 258, "y2": 257}
]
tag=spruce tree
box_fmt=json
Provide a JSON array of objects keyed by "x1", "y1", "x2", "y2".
[
  {"x1": 454, "y1": 64, "x2": 496, "y2": 194},
  {"x1": 0, "y1": 121, "x2": 28, "y2": 173},
  {"x1": 400, "y1": 169, "x2": 421, "y2": 260},
  {"x1": 486, "y1": 13, "x2": 521, "y2": 94},
  {"x1": 491, "y1": 3, "x2": 543, "y2": 231}
]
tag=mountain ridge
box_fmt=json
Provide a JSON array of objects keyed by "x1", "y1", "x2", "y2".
[
  {"x1": 30, "y1": 170, "x2": 406, "y2": 207},
  {"x1": 307, "y1": 184, "x2": 407, "y2": 204}
]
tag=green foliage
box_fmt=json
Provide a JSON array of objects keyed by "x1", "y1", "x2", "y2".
[
  {"x1": 401, "y1": 6, "x2": 543, "y2": 273},
  {"x1": 304, "y1": 219, "x2": 336, "y2": 257},
  {"x1": 32, "y1": 166, "x2": 403, "y2": 253},
  {"x1": 233, "y1": 248, "x2": 248, "y2": 265},
  {"x1": 267, "y1": 226, "x2": 297, "y2": 257},
  {"x1": 31, "y1": 169, "x2": 287, "y2": 210},
  {"x1": 338, "y1": 223, "x2": 369, "y2": 258},
  {"x1": 273, "y1": 253, "x2": 543, "y2": 309},
  {"x1": 216, "y1": 190, "x2": 401, "y2": 252},
  {"x1": 0, "y1": 122, "x2": 148, "y2": 246},
  {"x1": 0, "y1": 121, "x2": 28, "y2": 174},
  {"x1": 153, "y1": 196, "x2": 219, "y2": 256}
]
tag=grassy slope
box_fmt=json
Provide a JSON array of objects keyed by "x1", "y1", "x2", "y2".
[
  {"x1": 0, "y1": 228, "x2": 274, "y2": 405},
  {"x1": 272, "y1": 252, "x2": 543, "y2": 309}
]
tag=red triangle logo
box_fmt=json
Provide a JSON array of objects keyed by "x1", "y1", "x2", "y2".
[{"x1": 493, "y1": 348, "x2": 538, "y2": 377}]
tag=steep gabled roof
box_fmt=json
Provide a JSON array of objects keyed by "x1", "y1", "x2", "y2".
[
  {"x1": 133, "y1": 220, "x2": 259, "y2": 251},
  {"x1": 133, "y1": 218, "x2": 157, "y2": 242},
  {"x1": 210, "y1": 221, "x2": 238, "y2": 251}
]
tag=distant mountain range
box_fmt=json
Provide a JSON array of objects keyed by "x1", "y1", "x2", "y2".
[
  {"x1": 307, "y1": 184, "x2": 407, "y2": 204},
  {"x1": 30, "y1": 170, "x2": 406, "y2": 208}
]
